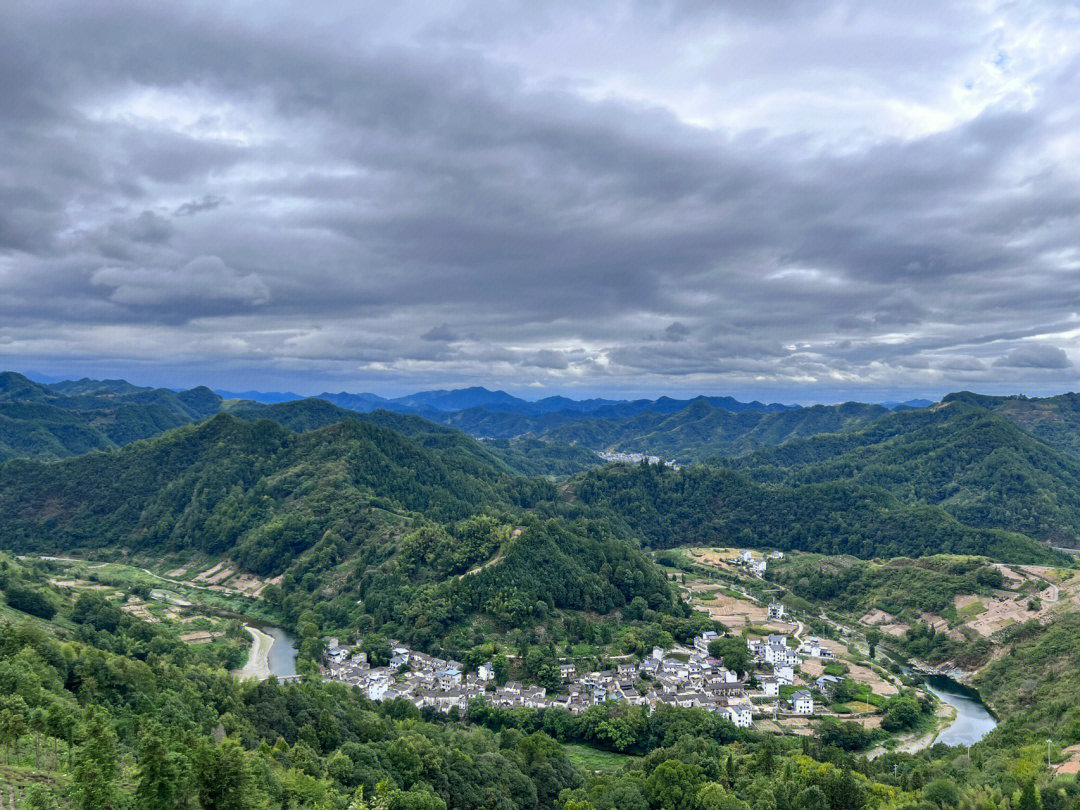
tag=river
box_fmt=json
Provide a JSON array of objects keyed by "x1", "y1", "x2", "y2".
[
  {"x1": 264, "y1": 625, "x2": 297, "y2": 678},
  {"x1": 922, "y1": 674, "x2": 997, "y2": 746},
  {"x1": 234, "y1": 624, "x2": 297, "y2": 680}
]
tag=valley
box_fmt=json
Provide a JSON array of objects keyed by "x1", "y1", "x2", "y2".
[{"x1": 4, "y1": 375, "x2": 1080, "y2": 809}]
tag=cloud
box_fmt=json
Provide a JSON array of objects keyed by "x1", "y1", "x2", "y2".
[
  {"x1": 110, "y1": 211, "x2": 174, "y2": 244},
  {"x1": 993, "y1": 344, "x2": 1072, "y2": 370},
  {"x1": 1, "y1": 2, "x2": 1080, "y2": 398},
  {"x1": 91, "y1": 256, "x2": 270, "y2": 313},
  {"x1": 175, "y1": 195, "x2": 224, "y2": 217},
  {"x1": 528, "y1": 349, "x2": 569, "y2": 370},
  {"x1": 421, "y1": 324, "x2": 460, "y2": 342},
  {"x1": 663, "y1": 322, "x2": 690, "y2": 342}
]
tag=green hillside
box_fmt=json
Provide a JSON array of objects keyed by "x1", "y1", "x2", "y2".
[
  {"x1": 736, "y1": 402, "x2": 1080, "y2": 546},
  {"x1": 945, "y1": 390, "x2": 1080, "y2": 457},
  {"x1": 445, "y1": 399, "x2": 889, "y2": 461},
  {"x1": 0, "y1": 371, "x2": 222, "y2": 461},
  {"x1": 229, "y1": 400, "x2": 601, "y2": 477},
  {"x1": 570, "y1": 461, "x2": 1066, "y2": 565},
  {"x1": 0, "y1": 414, "x2": 678, "y2": 652}
]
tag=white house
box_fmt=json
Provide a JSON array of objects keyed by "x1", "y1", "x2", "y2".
[
  {"x1": 367, "y1": 676, "x2": 391, "y2": 701},
  {"x1": 792, "y1": 690, "x2": 814, "y2": 715},
  {"x1": 724, "y1": 701, "x2": 753, "y2": 728},
  {"x1": 560, "y1": 663, "x2": 576, "y2": 681},
  {"x1": 438, "y1": 668, "x2": 462, "y2": 690},
  {"x1": 694, "y1": 631, "x2": 719, "y2": 654},
  {"x1": 477, "y1": 663, "x2": 495, "y2": 682},
  {"x1": 773, "y1": 664, "x2": 795, "y2": 684},
  {"x1": 768, "y1": 603, "x2": 786, "y2": 620},
  {"x1": 760, "y1": 678, "x2": 779, "y2": 698}
]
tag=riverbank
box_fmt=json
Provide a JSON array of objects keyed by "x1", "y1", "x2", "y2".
[
  {"x1": 867, "y1": 697, "x2": 957, "y2": 759},
  {"x1": 233, "y1": 625, "x2": 274, "y2": 680}
]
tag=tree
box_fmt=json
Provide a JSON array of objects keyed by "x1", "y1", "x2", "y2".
[
  {"x1": 20, "y1": 784, "x2": 53, "y2": 810},
  {"x1": 708, "y1": 637, "x2": 751, "y2": 676},
  {"x1": 865, "y1": 628, "x2": 882, "y2": 660},
  {"x1": 0, "y1": 695, "x2": 28, "y2": 764},
  {"x1": 492, "y1": 653, "x2": 511, "y2": 684},
  {"x1": 696, "y1": 783, "x2": 728, "y2": 810},
  {"x1": 1017, "y1": 782, "x2": 1042, "y2": 810},
  {"x1": 195, "y1": 738, "x2": 250, "y2": 810},
  {"x1": 923, "y1": 779, "x2": 960, "y2": 808},
  {"x1": 136, "y1": 724, "x2": 191, "y2": 810},
  {"x1": 646, "y1": 759, "x2": 701, "y2": 810},
  {"x1": 881, "y1": 696, "x2": 921, "y2": 732},
  {"x1": 797, "y1": 786, "x2": 828, "y2": 810}
]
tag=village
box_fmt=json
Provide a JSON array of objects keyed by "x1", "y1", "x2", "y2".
[{"x1": 323, "y1": 600, "x2": 841, "y2": 729}]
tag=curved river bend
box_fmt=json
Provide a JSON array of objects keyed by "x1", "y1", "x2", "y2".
[
  {"x1": 234, "y1": 624, "x2": 297, "y2": 680},
  {"x1": 923, "y1": 674, "x2": 997, "y2": 746}
]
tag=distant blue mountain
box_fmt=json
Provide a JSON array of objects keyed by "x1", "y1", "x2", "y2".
[
  {"x1": 389, "y1": 386, "x2": 524, "y2": 412},
  {"x1": 221, "y1": 385, "x2": 796, "y2": 418}
]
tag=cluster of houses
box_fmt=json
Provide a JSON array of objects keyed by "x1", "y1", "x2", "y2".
[
  {"x1": 735, "y1": 549, "x2": 785, "y2": 576},
  {"x1": 597, "y1": 451, "x2": 681, "y2": 469},
  {"x1": 322, "y1": 629, "x2": 837, "y2": 727}
]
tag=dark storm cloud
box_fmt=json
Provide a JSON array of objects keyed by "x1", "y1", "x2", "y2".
[
  {"x1": 1, "y1": 1, "x2": 1079, "y2": 397},
  {"x1": 994, "y1": 344, "x2": 1072, "y2": 370},
  {"x1": 421, "y1": 325, "x2": 459, "y2": 342},
  {"x1": 175, "y1": 195, "x2": 224, "y2": 217}
]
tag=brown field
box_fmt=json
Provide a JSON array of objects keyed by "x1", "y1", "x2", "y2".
[
  {"x1": 773, "y1": 716, "x2": 813, "y2": 735},
  {"x1": 179, "y1": 630, "x2": 225, "y2": 644},
  {"x1": 800, "y1": 654, "x2": 899, "y2": 696},
  {"x1": 48, "y1": 578, "x2": 112, "y2": 593},
  {"x1": 193, "y1": 561, "x2": 226, "y2": 581},
  {"x1": 687, "y1": 585, "x2": 770, "y2": 627}
]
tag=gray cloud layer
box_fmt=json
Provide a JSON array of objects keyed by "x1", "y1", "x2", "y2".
[{"x1": 2, "y1": 0, "x2": 1080, "y2": 398}]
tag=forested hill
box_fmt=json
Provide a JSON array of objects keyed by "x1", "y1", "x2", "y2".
[
  {"x1": 568, "y1": 462, "x2": 1066, "y2": 565},
  {"x1": 0, "y1": 371, "x2": 220, "y2": 461},
  {"x1": 733, "y1": 401, "x2": 1080, "y2": 547},
  {"x1": 944, "y1": 390, "x2": 1080, "y2": 457},
  {"x1": 439, "y1": 399, "x2": 889, "y2": 460},
  {"x1": 0, "y1": 413, "x2": 543, "y2": 564},
  {"x1": 227, "y1": 398, "x2": 603, "y2": 476},
  {"x1": 0, "y1": 413, "x2": 680, "y2": 648}
]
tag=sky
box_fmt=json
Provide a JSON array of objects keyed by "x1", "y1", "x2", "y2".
[{"x1": 3, "y1": 1, "x2": 1080, "y2": 401}]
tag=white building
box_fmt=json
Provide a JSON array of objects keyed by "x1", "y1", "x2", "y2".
[
  {"x1": 478, "y1": 663, "x2": 495, "y2": 682},
  {"x1": 438, "y1": 668, "x2": 462, "y2": 690},
  {"x1": 768, "y1": 603, "x2": 786, "y2": 620},
  {"x1": 773, "y1": 664, "x2": 794, "y2": 684},
  {"x1": 724, "y1": 701, "x2": 753, "y2": 728},
  {"x1": 760, "y1": 678, "x2": 779, "y2": 698},
  {"x1": 694, "y1": 631, "x2": 718, "y2": 654},
  {"x1": 792, "y1": 690, "x2": 814, "y2": 715},
  {"x1": 560, "y1": 663, "x2": 576, "y2": 681}
]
